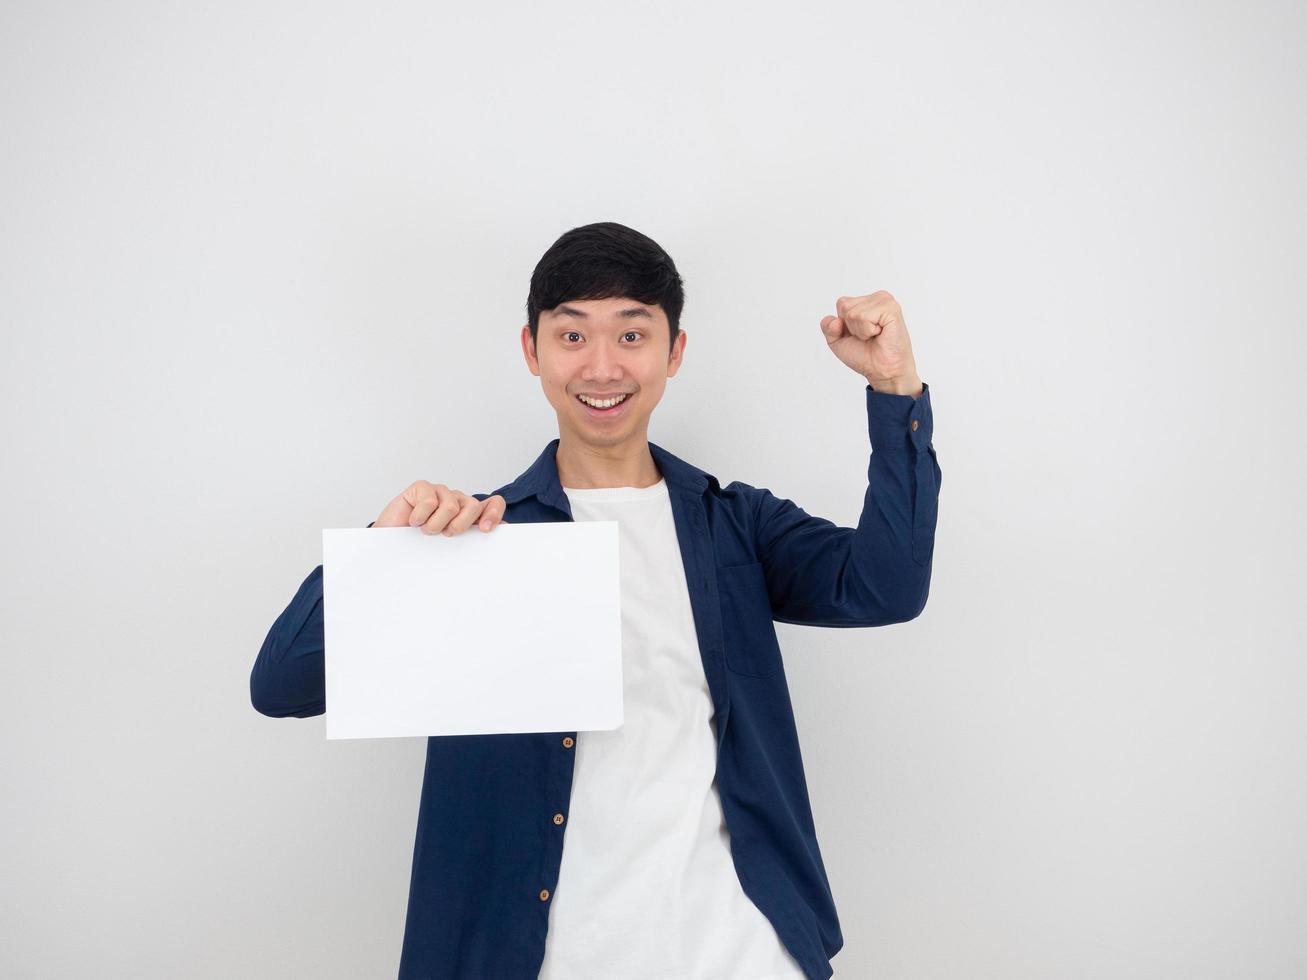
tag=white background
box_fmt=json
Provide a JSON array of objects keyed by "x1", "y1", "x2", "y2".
[{"x1": 2, "y1": 2, "x2": 1304, "y2": 978}]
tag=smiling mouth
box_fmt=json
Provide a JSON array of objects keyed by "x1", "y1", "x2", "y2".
[{"x1": 576, "y1": 392, "x2": 633, "y2": 415}]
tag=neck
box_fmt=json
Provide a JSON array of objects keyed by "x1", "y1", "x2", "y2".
[{"x1": 555, "y1": 433, "x2": 662, "y2": 489}]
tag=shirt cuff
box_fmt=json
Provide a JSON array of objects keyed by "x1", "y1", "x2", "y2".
[{"x1": 866, "y1": 381, "x2": 933, "y2": 453}]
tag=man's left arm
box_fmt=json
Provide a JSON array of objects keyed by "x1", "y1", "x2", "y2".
[{"x1": 750, "y1": 290, "x2": 941, "y2": 627}]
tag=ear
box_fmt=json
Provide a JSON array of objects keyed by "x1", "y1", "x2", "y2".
[
  {"x1": 521, "y1": 324, "x2": 540, "y2": 377},
  {"x1": 665, "y1": 329, "x2": 687, "y2": 379}
]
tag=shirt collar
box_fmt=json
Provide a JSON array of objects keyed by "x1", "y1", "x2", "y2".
[{"x1": 498, "y1": 438, "x2": 720, "y2": 511}]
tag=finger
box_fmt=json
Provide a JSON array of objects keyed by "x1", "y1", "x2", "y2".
[
  {"x1": 859, "y1": 293, "x2": 900, "y2": 332},
  {"x1": 847, "y1": 317, "x2": 882, "y2": 341},
  {"x1": 477, "y1": 495, "x2": 507, "y2": 531},
  {"x1": 407, "y1": 483, "x2": 447, "y2": 527},
  {"x1": 836, "y1": 296, "x2": 878, "y2": 339},
  {"x1": 848, "y1": 302, "x2": 893, "y2": 340},
  {"x1": 860, "y1": 298, "x2": 902, "y2": 339},
  {"x1": 442, "y1": 496, "x2": 483, "y2": 536},
  {"x1": 837, "y1": 292, "x2": 897, "y2": 339},
  {"x1": 835, "y1": 295, "x2": 871, "y2": 321},
  {"x1": 420, "y1": 488, "x2": 464, "y2": 535},
  {"x1": 374, "y1": 496, "x2": 415, "y2": 528}
]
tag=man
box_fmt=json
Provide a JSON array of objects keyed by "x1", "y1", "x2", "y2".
[{"x1": 251, "y1": 221, "x2": 941, "y2": 979}]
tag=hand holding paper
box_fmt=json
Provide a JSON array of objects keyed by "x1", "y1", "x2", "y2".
[{"x1": 372, "y1": 480, "x2": 509, "y2": 534}]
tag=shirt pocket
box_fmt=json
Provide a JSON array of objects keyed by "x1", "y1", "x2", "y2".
[{"x1": 716, "y1": 561, "x2": 784, "y2": 678}]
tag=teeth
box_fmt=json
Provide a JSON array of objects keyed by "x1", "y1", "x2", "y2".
[{"x1": 578, "y1": 393, "x2": 629, "y2": 409}]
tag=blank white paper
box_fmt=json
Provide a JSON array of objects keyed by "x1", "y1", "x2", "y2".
[{"x1": 322, "y1": 521, "x2": 623, "y2": 740}]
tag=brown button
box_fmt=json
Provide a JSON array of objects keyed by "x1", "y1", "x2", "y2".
[
  {"x1": 553, "y1": 813, "x2": 565, "y2": 825},
  {"x1": 911, "y1": 419, "x2": 919, "y2": 431},
  {"x1": 562, "y1": 737, "x2": 574, "y2": 748},
  {"x1": 539, "y1": 888, "x2": 550, "y2": 901}
]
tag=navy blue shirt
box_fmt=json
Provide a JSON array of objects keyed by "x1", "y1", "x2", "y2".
[{"x1": 251, "y1": 382, "x2": 941, "y2": 979}]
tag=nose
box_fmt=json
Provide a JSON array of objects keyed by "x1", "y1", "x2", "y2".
[{"x1": 582, "y1": 339, "x2": 625, "y2": 384}]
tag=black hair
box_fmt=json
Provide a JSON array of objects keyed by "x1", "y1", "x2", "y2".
[{"x1": 526, "y1": 222, "x2": 685, "y2": 356}]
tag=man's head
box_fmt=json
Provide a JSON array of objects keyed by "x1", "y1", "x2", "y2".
[{"x1": 521, "y1": 222, "x2": 687, "y2": 452}]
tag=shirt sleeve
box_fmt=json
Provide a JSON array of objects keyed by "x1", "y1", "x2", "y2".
[
  {"x1": 748, "y1": 381, "x2": 941, "y2": 627},
  {"x1": 249, "y1": 520, "x2": 376, "y2": 717},
  {"x1": 249, "y1": 564, "x2": 327, "y2": 717}
]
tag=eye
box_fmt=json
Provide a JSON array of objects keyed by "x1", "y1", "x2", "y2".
[
  {"x1": 622, "y1": 331, "x2": 641, "y2": 342},
  {"x1": 564, "y1": 331, "x2": 581, "y2": 343}
]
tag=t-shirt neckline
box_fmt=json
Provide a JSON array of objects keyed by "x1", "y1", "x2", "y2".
[{"x1": 561, "y1": 477, "x2": 668, "y2": 500}]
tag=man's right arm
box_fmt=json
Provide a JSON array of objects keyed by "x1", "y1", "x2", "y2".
[
  {"x1": 249, "y1": 563, "x2": 332, "y2": 718},
  {"x1": 249, "y1": 521, "x2": 377, "y2": 718},
  {"x1": 251, "y1": 483, "x2": 508, "y2": 720}
]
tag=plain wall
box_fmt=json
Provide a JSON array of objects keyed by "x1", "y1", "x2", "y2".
[{"x1": 2, "y1": 1, "x2": 1304, "y2": 977}]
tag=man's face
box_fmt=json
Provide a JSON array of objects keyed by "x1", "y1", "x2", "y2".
[{"x1": 521, "y1": 296, "x2": 686, "y2": 451}]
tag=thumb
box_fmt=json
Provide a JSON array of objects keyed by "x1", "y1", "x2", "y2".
[{"x1": 820, "y1": 315, "x2": 846, "y2": 342}]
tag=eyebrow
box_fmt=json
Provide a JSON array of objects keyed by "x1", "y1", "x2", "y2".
[{"x1": 552, "y1": 304, "x2": 653, "y2": 320}]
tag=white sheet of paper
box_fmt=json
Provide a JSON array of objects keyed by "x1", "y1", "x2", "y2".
[{"x1": 322, "y1": 522, "x2": 623, "y2": 740}]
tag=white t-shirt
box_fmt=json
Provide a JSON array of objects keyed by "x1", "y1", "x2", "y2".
[{"x1": 537, "y1": 477, "x2": 808, "y2": 980}]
